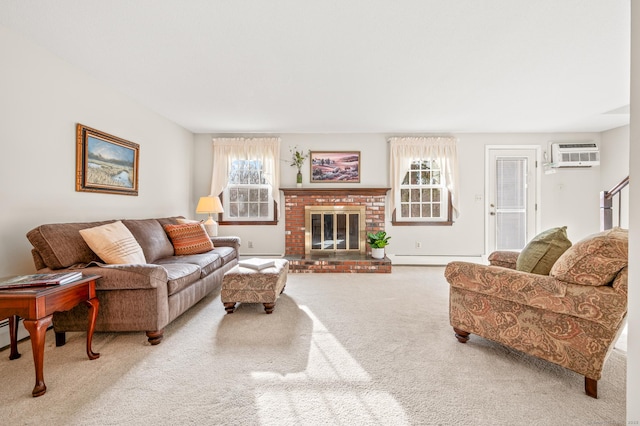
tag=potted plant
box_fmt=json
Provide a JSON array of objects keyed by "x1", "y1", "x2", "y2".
[
  {"x1": 367, "y1": 231, "x2": 391, "y2": 259},
  {"x1": 289, "y1": 146, "x2": 310, "y2": 187}
]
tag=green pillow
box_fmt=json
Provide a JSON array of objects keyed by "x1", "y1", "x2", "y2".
[{"x1": 516, "y1": 226, "x2": 572, "y2": 275}]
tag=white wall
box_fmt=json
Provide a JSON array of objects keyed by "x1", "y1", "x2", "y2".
[
  {"x1": 0, "y1": 25, "x2": 195, "y2": 277},
  {"x1": 193, "y1": 134, "x2": 390, "y2": 255},
  {"x1": 193, "y1": 132, "x2": 604, "y2": 261}
]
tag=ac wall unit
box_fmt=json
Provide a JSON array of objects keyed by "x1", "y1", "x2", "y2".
[{"x1": 550, "y1": 142, "x2": 600, "y2": 167}]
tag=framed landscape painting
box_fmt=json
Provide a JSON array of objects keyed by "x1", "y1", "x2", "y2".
[
  {"x1": 76, "y1": 124, "x2": 139, "y2": 196},
  {"x1": 310, "y1": 151, "x2": 360, "y2": 183}
]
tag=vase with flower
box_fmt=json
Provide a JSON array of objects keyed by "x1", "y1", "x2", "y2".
[{"x1": 290, "y1": 146, "x2": 309, "y2": 187}]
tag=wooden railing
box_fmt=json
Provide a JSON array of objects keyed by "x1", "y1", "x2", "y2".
[{"x1": 600, "y1": 176, "x2": 629, "y2": 230}]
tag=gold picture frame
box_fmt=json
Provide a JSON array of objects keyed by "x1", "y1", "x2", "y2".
[{"x1": 76, "y1": 124, "x2": 139, "y2": 196}]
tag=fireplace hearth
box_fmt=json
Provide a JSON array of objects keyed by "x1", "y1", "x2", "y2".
[{"x1": 282, "y1": 187, "x2": 391, "y2": 273}]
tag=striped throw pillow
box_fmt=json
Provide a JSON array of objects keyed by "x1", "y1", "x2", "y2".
[
  {"x1": 79, "y1": 221, "x2": 147, "y2": 264},
  {"x1": 164, "y1": 223, "x2": 214, "y2": 255}
]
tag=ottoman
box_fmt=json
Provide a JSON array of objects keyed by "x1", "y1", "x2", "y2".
[{"x1": 221, "y1": 259, "x2": 289, "y2": 314}]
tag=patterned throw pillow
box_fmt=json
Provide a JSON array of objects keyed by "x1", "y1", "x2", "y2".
[
  {"x1": 550, "y1": 227, "x2": 628, "y2": 286},
  {"x1": 163, "y1": 223, "x2": 214, "y2": 255},
  {"x1": 516, "y1": 226, "x2": 572, "y2": 275},
  {"x1": 79, "y1": 221, "x2": 147, "y2": 264}
]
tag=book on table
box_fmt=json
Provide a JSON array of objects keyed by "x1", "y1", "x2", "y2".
[
  {"x1": 0, "y1": 272, "x2": 83, "y2": 289},
  {"x1": 238, "y1": 258, "x2": 276, "y2": 271}
]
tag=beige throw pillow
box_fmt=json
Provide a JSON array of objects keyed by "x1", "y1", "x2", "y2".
[{"x1": 79, "y1": 221, "x2": 147, "y2": 264}]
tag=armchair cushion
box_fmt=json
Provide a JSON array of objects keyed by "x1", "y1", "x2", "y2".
[
  {"x1": 550, "y1": 228, "x2": 628, "y2": 286},
  {"x1": 515, "y1": 226, "x2": 571, "y2": 275}
]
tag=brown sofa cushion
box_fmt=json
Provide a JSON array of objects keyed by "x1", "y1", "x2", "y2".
[
  {"x1": 516, "y1": 226, "x2": 572, "y2": 275},
  {"x1": 162, "y1": 263, "x2": 202, "y2": 296},
  {"x1": 213, "y1": 246, "x2": 237, "y2": 266},
  {"x1": 163, "y1": 223, "x2": 214, "y2": 255},
  {"x1": 550, "y1": 227, "x2": 628, "y2": 286},
  {"x1": 26, "y1": 220, "x2": 115, "y2": 269},
  {"x1": 122, "y1": 219, "x2": 174, "y2": 263},
  {"x1": 155, "y1": 252, "x2": 222, "y2": 278}
]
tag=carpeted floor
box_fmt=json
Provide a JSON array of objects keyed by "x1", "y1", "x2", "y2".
[{"x1": 0, "y1": 266, "x2": 626, "y2": 425}]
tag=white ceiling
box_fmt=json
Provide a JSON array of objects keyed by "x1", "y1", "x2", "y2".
[{"x1": 0, "y1": 1, "x2": 631, "y2": 134}]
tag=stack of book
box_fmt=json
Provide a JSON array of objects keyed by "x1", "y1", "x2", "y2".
[{"x1": 0, "y1": 272, "x2": 83, "y2": 290}]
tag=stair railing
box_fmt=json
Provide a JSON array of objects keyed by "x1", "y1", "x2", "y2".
[{"x1": 600, "y1": 176, "x2": 629, "y2": 231}]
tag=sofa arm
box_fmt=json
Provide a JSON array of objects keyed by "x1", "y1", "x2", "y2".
[
  {"x1": 445, "y1": 261, "x2": 567, "y2": 307},
  {"x1": 212, "y1": 236, "x2": 241, "y2": 251},
  {"x1": 487, "y1": 251, "x2": 519, "y2": 269},
  {"x1": 39, "y1": 264, "x2": 168, "y2": 291},
  {"x1": 445, "y1": 261, "x2": 627, "y2": 327}
]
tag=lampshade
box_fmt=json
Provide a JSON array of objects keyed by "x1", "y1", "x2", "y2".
[
  {"x1": 196, "y1": 196, "x2": 224, "y2": 214},
  {"x1": 196, "y1": 196, "x2": 224, "y2": 237}
]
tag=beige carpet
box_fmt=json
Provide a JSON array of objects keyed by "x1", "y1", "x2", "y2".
[{"x1": 0, "y1": 266, "x2": 626, "y2": 425}]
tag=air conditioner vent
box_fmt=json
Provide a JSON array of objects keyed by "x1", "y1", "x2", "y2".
[
  {"x1": 556, "y1": 142, "x2": 598, "y2": 149},
  {"x1": 551, "y1": 142, "x2": 600, "y2": 168}
]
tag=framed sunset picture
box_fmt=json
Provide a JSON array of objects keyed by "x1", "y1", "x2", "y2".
[{"x1": 310, "y1": 151, "x2": 360, "y2": 183}]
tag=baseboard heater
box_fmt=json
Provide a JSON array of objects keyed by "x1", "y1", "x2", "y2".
[{"x1": 0, "y1": 318, "x2": 30, "y2": 351}]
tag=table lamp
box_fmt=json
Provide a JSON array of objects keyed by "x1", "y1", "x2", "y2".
[{"x1": 196, "y1": 196, "x2": 224, "y2": 237}]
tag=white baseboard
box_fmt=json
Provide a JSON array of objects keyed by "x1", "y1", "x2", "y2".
[{"x1": 387, "y1": 254, "x2": 486, "y2": 266}]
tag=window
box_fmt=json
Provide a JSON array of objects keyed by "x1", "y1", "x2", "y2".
[
  {"x1": 210, "y1": 138, "x2": 280, "y2": 225},
  {"x1": 389, "y1": 137, "x2": 459, "y2": 225},
  {"x1": 223, "y1": 160, "x2": 274, "y2": 222},
  {"x1": 398, "y1": 159, "x2": 449, "y2": 222}
]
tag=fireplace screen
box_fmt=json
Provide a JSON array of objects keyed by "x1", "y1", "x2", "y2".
[{"x1": 305, "y1": 206, "x2": 366, "y2": 254}]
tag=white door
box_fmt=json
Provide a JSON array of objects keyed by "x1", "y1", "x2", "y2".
[{"x1": 486, "y1": 147, "x2": 539, "y2": 254}]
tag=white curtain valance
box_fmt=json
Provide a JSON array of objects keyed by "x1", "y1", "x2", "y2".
[
  {"x1": 388, "y1": 136, "x2": 460, "y2": 218},
  {"x1": 210, "y1": 137, "x2": 281, "y2": 217}
]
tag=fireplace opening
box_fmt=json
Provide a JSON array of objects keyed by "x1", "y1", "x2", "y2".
[{"x1": 305, "y1": 206, "x2": 366, "y2": 255}]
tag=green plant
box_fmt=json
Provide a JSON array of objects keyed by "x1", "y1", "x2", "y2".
[
  {"x1": 289, "y1": 146, "x2": 310, "y2": 172},
  {"x1": 367, "y1": 231, "x2": 391, "y2": 248}
]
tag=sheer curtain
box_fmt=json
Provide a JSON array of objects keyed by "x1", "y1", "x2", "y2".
[
  {"x1": 388, "y1": 136, "x2": 460, "y2": 218},
  {"x1": 210, "y1": 137, "x2": 281, "y2": 216}
]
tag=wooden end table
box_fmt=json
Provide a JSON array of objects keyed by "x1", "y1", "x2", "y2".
[{"x1": 0, "y1": 275, "x2": 101, "y2": 397}]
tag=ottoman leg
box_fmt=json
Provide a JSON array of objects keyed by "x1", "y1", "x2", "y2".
[
  {"x1": 224, "y1": 302, "x2": 237, "y2": 314},
  {"x1": 263, "y1": 302, "x2": 275, "y2": 314}
]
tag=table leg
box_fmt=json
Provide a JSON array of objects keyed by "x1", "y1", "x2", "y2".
[
  {"x1": 8, "y1": 315, "x2": 21, "y2": 360},
  {"x1": 85, "y1": 297, "x2": 100, "y2": 360},
  {"x1": 23, "y1": 315, "x2": 53, "y2": 397}
]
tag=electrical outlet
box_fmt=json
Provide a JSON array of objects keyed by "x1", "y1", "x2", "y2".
[
  {"x1": 415, "y1": 241, "x2": 422, "y2": 248},
  {"x1": 248, "y1": 241, "x2": 253, "y2": 248}
]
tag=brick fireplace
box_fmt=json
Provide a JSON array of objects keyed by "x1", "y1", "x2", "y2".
[{"x1": 282, "y1": 187, "x2": 391, "y2": 273}]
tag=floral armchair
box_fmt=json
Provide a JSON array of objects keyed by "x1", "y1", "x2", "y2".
[{"x1": 444, "y1": 227, "x2": 628, "y2": 398}]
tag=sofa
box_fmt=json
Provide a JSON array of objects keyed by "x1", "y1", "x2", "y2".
[
  {"x1": 26, "y1": 217, "x2": 240, "y2": 345},
  {"x1": 445, "y1": 227, "x2": 628, "y2": 398}
]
